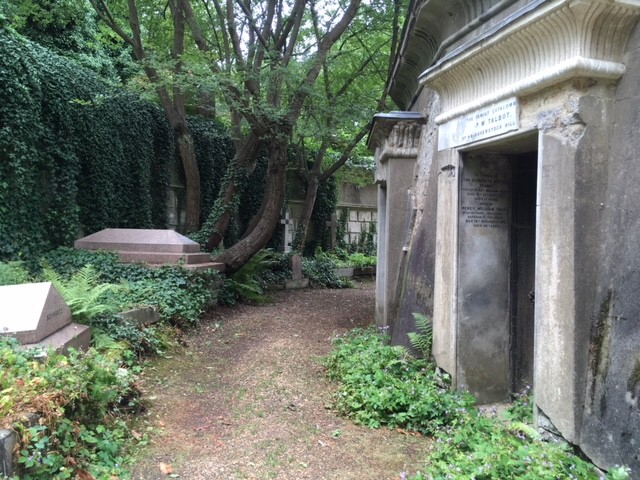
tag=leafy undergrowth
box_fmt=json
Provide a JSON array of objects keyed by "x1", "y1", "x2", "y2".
[
  {"x1": 325, "y1": 328, "x2": 473, "y2": 435},
  {"x1": 0, "y1": 337, "x2": 143, "y2": 479},
  {"x1": 0, "y1": 248, "x2": 225, "y2": 479},
  {"x1": 325, "y1": 328, "x2": 631, "y2": 480}
]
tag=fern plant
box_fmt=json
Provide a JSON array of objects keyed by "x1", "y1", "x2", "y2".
[
  {"x1": 227, "y1": 250, "x2": 277, "y2": 303},
  {"x1": 408, "y1": 312, "x2": 433, "y2": 359},
  {"x1": 42, "y1": 264, "x2": 123, "y2": 322}
]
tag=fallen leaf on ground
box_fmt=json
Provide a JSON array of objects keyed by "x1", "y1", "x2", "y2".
[
  {"x1": 76, "y1": 469, "x2": 96, "y2": 480},
  {"x1": 159, "y1": 462, "x2": 173, "y2": 474}
]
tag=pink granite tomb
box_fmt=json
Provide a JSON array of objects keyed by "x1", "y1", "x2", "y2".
[{"x1": 74, "y1": 228, "x2": 225, "y2": 271}]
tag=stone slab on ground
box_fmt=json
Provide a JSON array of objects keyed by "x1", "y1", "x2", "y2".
[
  {"x1": 0, "y1": 282, "x2": 71, "y2": 344},
  {"x1": 117, "y1": 251, "x2": 212, "y2": 265},
  {"x1": 335, "y1": 267, "x2": 355, "y2": 278},
  {"x1": 120, "y1": 306, "x2": 160, "y2": 326}
]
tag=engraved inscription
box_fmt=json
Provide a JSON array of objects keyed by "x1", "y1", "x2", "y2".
[
  {"x1": 438, "y1": 97, "x2": 520, "y2": 150},
  {"x1": 461, "y1": 176, "x2": 508, "y2": 228},
  {"x1": 46, "y1": 308, "x2": 64, "y2": 321}
]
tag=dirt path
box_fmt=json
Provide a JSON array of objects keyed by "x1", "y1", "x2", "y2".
[{"x1": 131, "y1": 280, "x2": 432, "y2": 479}]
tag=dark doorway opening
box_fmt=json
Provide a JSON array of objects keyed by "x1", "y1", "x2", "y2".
[{"x1": 510, "y1": 152, "x2": 537, "y2": 393}]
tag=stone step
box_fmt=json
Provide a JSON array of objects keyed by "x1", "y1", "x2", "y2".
[
  {"x1": 117, "y1": 251, "x2": 212, "y2": 265},
  {"x1": 23, "y1": 322, "x2": 91, "y2": 354},
  {"x1": 146, "y1": 261, "x2": 226, "y2": 272}
]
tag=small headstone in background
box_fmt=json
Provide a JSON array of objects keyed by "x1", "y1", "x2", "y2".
[
  {"x1": 325, "y1": 214, "x2": 339, "y2": 249},
  {"x1": 285, "y1": 254, "x2": 308, "y2": 289},
  {"x1": 280, "y1": 212, "x2": 293, "y2": 253}
]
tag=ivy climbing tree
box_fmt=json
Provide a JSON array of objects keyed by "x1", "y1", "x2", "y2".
[{"x1": 89, "y1": 0, "x2": 204, "y2": 232}]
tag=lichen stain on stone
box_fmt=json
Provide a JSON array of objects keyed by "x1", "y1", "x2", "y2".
[
  {"x1": 588, "y1": 289, "x2": 614, "y2": 413},
  {"x1": 626, "y1": 358, "x2": 640, "y2": 409}
]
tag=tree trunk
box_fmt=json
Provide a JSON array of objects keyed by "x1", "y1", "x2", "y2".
[
  {"x1": 214, "y1": 139, "x2": 288, "y2": 273},
  {"x1": 175, "y1": 129, "x2": 201, "y2": 233},
  {"x1": 202, "y1": 132, "x2": 262, "y2": 250},
  {"x1": 292, "y1": 174, "x2": 319, "y2": 251}
]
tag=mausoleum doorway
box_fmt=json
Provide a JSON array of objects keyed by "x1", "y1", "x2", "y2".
[{"x1": 456, "y1": 134, "x2": 538, "y2": 402}]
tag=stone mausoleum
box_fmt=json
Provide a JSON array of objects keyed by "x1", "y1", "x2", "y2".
[{"x1": 370, "y1": 0, "x2": 640, "y2": 473}]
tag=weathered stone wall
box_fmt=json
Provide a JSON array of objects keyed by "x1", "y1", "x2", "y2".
[
  {"x1": 388, "y1": 90, "x2": 440, "y2": 350},
  {"x1": 339, "y1": 207, "x2": 377, "y2": 245},
  {"x1": 286, "y1": 181, "x2": 377, "y2": 251},
  {"x1": 337, "y1": 182, "x2": 378, "y2": 245},
  {"x1": 578, "y1": 25, "x2": 640, "y2": 474},
  {"x1": 381, "y1": 0, "x2": 640, "y2": 472}
]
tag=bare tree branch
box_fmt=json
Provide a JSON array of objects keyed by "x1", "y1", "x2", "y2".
[{"x1": 90, "y1": 0, "x2": 136, "y2": 49}]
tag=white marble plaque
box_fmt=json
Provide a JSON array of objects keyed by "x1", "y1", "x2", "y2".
[{"x1": 438, "y1": 97, "x2": 519, "y2": 150}]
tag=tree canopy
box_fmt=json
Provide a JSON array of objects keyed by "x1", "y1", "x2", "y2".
[{"x1": 3, "y1": 0, "x2": 405, "y2": 270}]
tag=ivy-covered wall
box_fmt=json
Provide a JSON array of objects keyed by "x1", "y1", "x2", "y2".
[{"x1": 0, "y1": 28, "x2": 238, "y2": 261}]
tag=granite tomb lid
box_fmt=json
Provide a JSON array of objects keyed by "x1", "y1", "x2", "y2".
[
  {"x1": 74, "y1": 228, "x2": 200, "y2": 254},
  {"x1": 0, "y1": 282, "x2": 72, "y2": 344}
]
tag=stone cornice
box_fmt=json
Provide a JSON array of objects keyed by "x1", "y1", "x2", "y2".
[
  {"x1": 368, "y1": 112, "x2": 426, "y2": 163},
  {"x1": 378, "y1": 121, "x2": 424, "y2": 162},
  {"x1": 420, "y1": 0, "x2": 640, "y2": 124}
]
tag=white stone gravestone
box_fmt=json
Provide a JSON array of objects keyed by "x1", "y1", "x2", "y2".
[{"x1": 0, "y1": 282, "x2": 91, "y2": 352}]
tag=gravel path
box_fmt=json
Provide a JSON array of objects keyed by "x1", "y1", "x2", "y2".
[{"x1": 131, "y1": 280, "x2": 432, "y2": 479}]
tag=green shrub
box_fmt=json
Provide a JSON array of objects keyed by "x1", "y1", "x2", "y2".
[
  {"x1": 0, "y1": 337, "x2": 140, "y2": 479},
  {"x1": 325, "y1": 328, "x2": 473, "y2": 435},
  {"x1": 327, "y1": 328, "x2": 630, "y2": 480},
  {"x1": 225, "y1": 250, "x2": 277, "y2": 304},
  {"x1": 255, "y1": 250, "x2": 292, "y2": 288},
  {"x1": 329, "y1": 250, "x2": 377, "y2": 268},
  {"x1": 0, "y1": 261, "x2": 31, "y2": 286},
  {"x1": 303, "y1": 251, "x2": 350, "y2": 288},
  {"x1": 43, "y1": 247, "x2": 221, "y2": 326},
  {"x1": 411, "y1": 410, "x2": 629, "y2": 480},
  {"x1": 116, "y1": 266, "x2": 220, "y2": 325},
  {"x1": 42, "y1": 264, "x2": 123, "y2": 323}
]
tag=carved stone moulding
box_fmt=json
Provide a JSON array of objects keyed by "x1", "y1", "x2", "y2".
[
  {"x1": 420, "y1": 0, "x2": 640, "y2": 124},
  {"x1": 368, "y1": 112, "x2": 427, "y2": 162}
]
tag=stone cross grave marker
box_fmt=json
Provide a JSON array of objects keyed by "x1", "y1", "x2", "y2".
[
  {"x1": 0, "y1": 282, "x2": 91, "y2": 352},
  {"x1": 326, "y1": 213, "x2": 339, "y2": 249},
  {"x1": 280, "y1": 211, "x2": 293, "y2": 253}
]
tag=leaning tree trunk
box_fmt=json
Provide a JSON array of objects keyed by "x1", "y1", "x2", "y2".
[
  {"x1": 214, "y1": 139, "x2": 288, "y2": 273},
  {"x1": 292, "y1": 173, "x2": 320, "y2": 251},
  {"x1": 202, "y1": 133, "x2": 262, "y2": 250}
]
